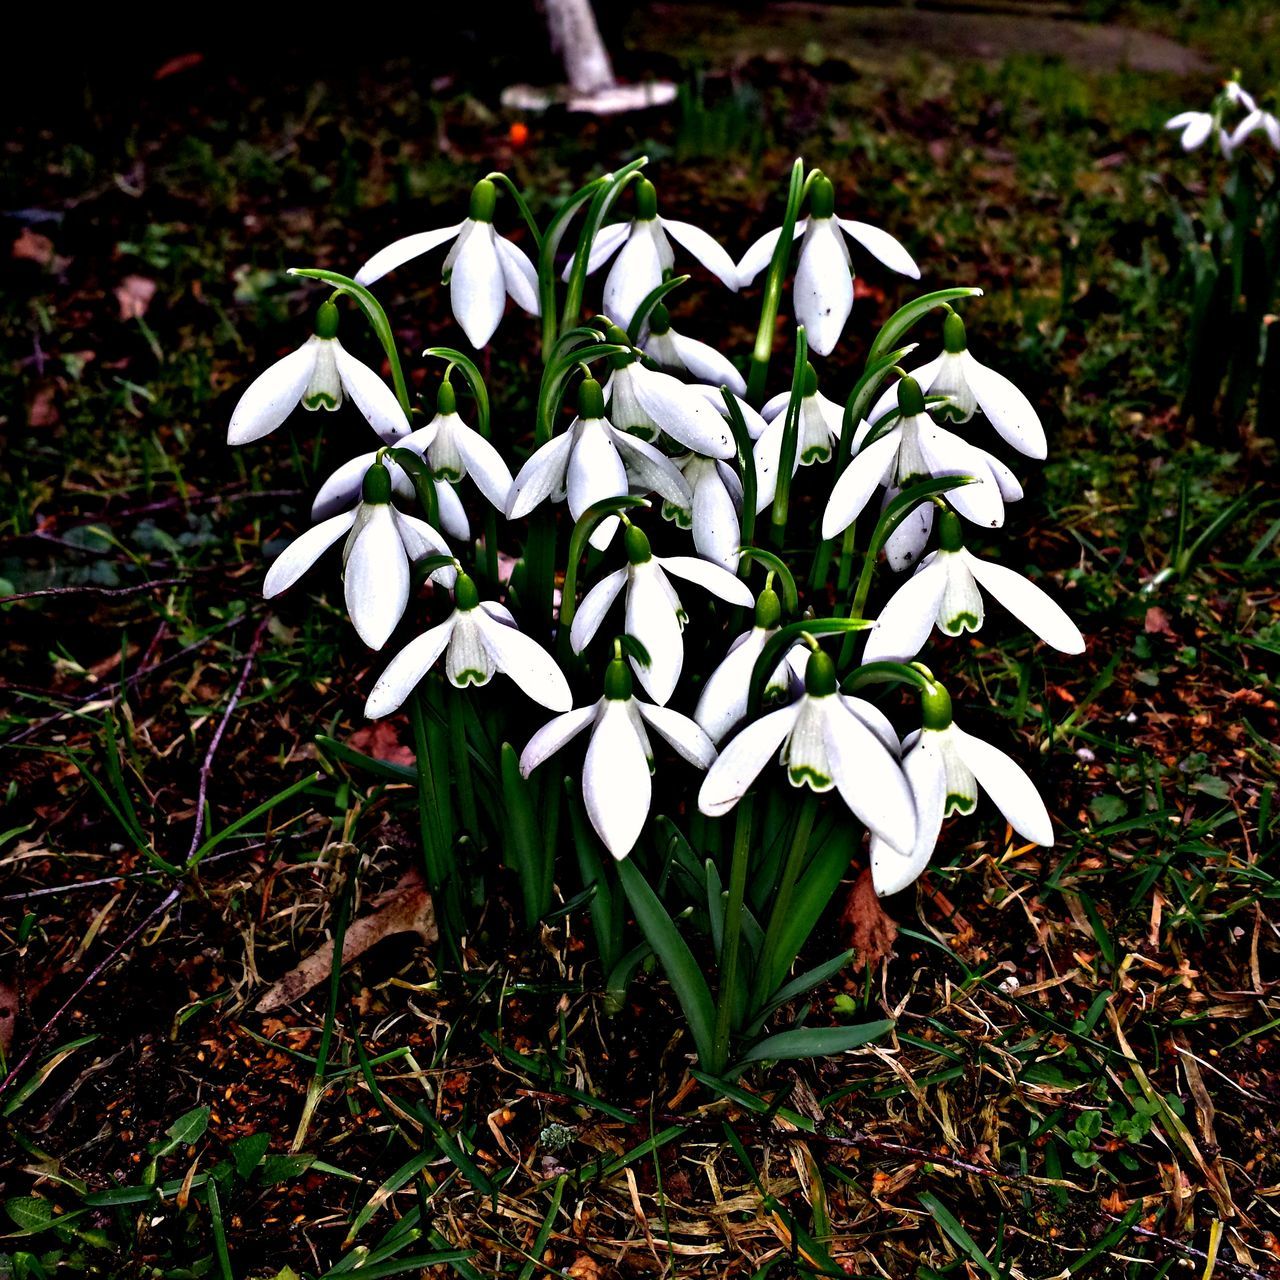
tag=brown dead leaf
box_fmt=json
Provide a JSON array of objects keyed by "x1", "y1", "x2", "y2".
[
  {"x1": 346, "y1": 720, "x2": 415, "y2": 768},
  {"x1": 1144, "y1": 606, "x2": 1176, "y2": 638},
  {"x1": 28, "y1": 385, "x2": 58, "y2": 428},
  {"x1": 154, "y1": 52, "x2": 204, "y2": 80},
  {"x1": 13, "y1": 228, "x2": 55, "y2": 266},
  {"x1": 254, "y1": 872, "x2": 435, "y2": 1013},
  {"x1": 115, "y1": 275, "x2": 157, "y2": 321},
  {"x1": 839, "y1": 870, "x2": 898, "y2": 968}
]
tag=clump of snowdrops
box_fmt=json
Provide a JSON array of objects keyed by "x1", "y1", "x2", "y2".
[{"x1": 228, "y1": 157, "x2": 1083, "y2": 1076}]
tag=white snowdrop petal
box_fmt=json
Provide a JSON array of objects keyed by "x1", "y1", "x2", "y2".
[
  {"x1": 863, "y1": 555, "x2": 949, "y2": 662},
  {"x1": 698, "y1": 703, "x2": 801, "y2": 817},
  {"x1": 870, "y1": 736, "x2": 948, "y2": 896},
  {"x1": 751, "y1": 416, "x2": 785, "y2": 513},
  {"x1": 837, "y1": 218, "x2": 920, "y2": 279},
  {"x1": 391, "y1": 511, "x2": 456, "y2": 585},
  {"x1": 453, "y1": 424, "x2": 515, "y2": 511},
  {"x1": 612, "y1": 431, "x2": 692, "y2": 507},
  {"x1": 976, "y1": 449, "x2": 1024, "y2": 503},
  {"x1": 520, "y1": 703, "x2": 600, "y2": 776},
  {"x1": 433, "y1": 480, "x2": 471, "y2": 541},
  {"x1": 603, "y1": 224, "x2": 664, "y2": 332},
  {"x1": 345, "y1": 506, "x2": 410, "y2": 650},
  {"x1": 659, "y1": 217, "x2": 740, "y2": 290},
  {"x1": 824, "y1": 699, "x2": 917, "y2": 852},
  {"x1": 694, "y1": 629, "x2": 765, "y2": 743},
  {"x1": 355, "y1": 223, "x2": 464, "y2": 286},
  {"x1": 794, "y1": 220, "x2": 853, "y2": 358},
  {"x1": 312, "y1": 452, "x2": 381, "y2": 522},
  {"x1": 964, "y1": 354, "x2": 1047, "y2": 460},
  {"x1": 821, "y1": 428, "x2": 902, "y2": 539},
  {"x1": 636, "y1": 701, "x2": 717, "y2": 768},
  {"x1": 670, "y1": 332, "x2": 747, "y2": 396},
  {"x1": 841, "y1": 696, "x2": 901, "y2": 757},
  {"x1": 451, "y1": 223, "x2": 507, "y2": 348},
  {"x1": 494, "y1": 234, "x2": 541, "y2": 316},
  {"x1": 735, "y1": 221, "x2": 806, "y2": 288},
  {"x1": 953, "y1": 726, "x2": 1054, "y2": 847},
  {"x1": 474, "y1": 610, "x2": 572, "y2": 710},
  {"x1": 570, "y1": 567, "x2": 627, "y2": 653},
  {"x1": 626, "y1": 566, "x2": 685, "y2": 705},
  {"x1": 657, "y1": 555, "x2": 755, "y2": 606},
  {"x1": 562, "y1": 220, "x2": 631, "y2": 281},
  {"x1": 938, "y1": 554, "x2": 985, "y2": 636},
  {"x1": 262, "y1": 509, "x2": 357, "y2": 599},
  {"x1": 227, "y1": 343, "x2": 317, "y2": 445},
  {"x1": 584, "y1": 701, "x2": 653, "y2": 858},
  {"x1": 690, "y1": 464, "x2": 741, "y2": 570},
  {"x1": 444, "y1": 613, "x2": 494, "y2": 688},
  {"x1": 364, "y1": 616, "x2": 458, "y2": 718},
  {"x1": 332, "y1": 343, "x2": 411, "y2": 441},
  {"x1": 567, "y1": 420, "x2": 628, "y2": 550},
  {"x1": 632, "y1": 367, "x2": 736, "y2": 458},
  {"x1": 884, "y1": 492, "x2": 934, "y2": 572},
  {"x1": 963, "y1": 552, "x2": 1085, "y2": 654},
  {"x1": 507, "y1": 431, "x2": 577, "y2": 519},
  {"x1": 917, "y1": 425, "x2": 1005, "y2": 528}
]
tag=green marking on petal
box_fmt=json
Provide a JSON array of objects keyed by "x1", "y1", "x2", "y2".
[
  {"x1": 788, "y1": 764, "x2": 833, "y2": 791},
  {"x1": 452, "y1": 668, "x2": 489, "y2": 688},
  {"x1": 661, "y1": 500, "x2": 692, "y2": 528},
  {"x1": 940, "y1": 611, "x2": 981, "y2": 636},
  {"x1": 303, "y1": 392, "x2": 340, "y2": 411},
  {"x1": 801, "y1": 444, "x2": 832, "y2": 464},
  {"x1": 945, "y1": 793, "x2": 977, "y2": 816}
]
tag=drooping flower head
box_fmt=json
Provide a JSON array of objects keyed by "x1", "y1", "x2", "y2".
[
  {"x1": 642, "y1": 304, "x2": 746, "y2": 397},
  {"x1": 420, "y1": 378, "x2": 514, "y2": 514},
  {"x1": 753, "y1": 362, "x2": 845, "y2": 513}
]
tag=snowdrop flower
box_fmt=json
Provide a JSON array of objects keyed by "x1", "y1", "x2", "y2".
[
  {"x1": 687, "y1": 383, "x2": 770, "y2": 440},
  {"x1": 311, "y1": 426, "x2": 470, "y2": 541},
  {"x1": 227, "y1": 302, "x2": 410, "y2": 446},
  {"x1": 753, "y1": 363, "x2": 845, "y2": 513},
  {"x1": 1165, "y1": 109, "x2": 1216, "y2": 152},
  {"x1": 601, "y1": 335, "x2": 736, "y2": 459},
  {"x1": 863, "y1": 509, "x2": 1085, "y2": 662},
  {"x1": 507, "y1": 378, "x2": 690, "y2": 550},
  {"x1": 520, "y1": 649, "x2": 716, "y2": 859},
  {"x1": 420, "y1": 380, "x2": 514, "y2": 513},
  {"x1": 867, "y1": 311, "x2": 1046, "y2": 460},
  {"x1": 869, "y1": 682, "x2": 1052, "y2": 896},
  {"x1": 661, "y1": 451, "x2": 743, "y2": 570},
  {"x1": 694, "y1": 586, "x2": 805, "y2": 742},
  {"x1": 570, "y1": 178, "x2": 739, "y2": 331},
  {"x1": 736, "y1": 174, "x2": 919, "y2": 357},
  {"x1": 365, "y1": 569, "x2": 571, "y2": 716},
  {"x1": 1166, "y1": 79, "x2": 1258, "y2": 157},
  {"x1": 641, "y1": 304, "x2": 746, "y2": 397},
  {"x1": 263, "y1": 460, "x2": 455, "y2": 650},
  {"x1": 354, "y1": 179, "x2": 539, "y2": 349},
  {"x1": 698, "y1": 647, "x2": 917, "y2": 853},
  {"x1": 570, "y1": 524, "x2": 754, "y2": 705},
  {"x1": 1226, "y1": 106, "x2": 1280, "y2": 154}
]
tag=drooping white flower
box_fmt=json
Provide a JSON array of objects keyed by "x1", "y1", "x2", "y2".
[
  {"x1": 520, "y1": 651, "x2": 716, "y2": 859},
  {"x1": 263, "y1": 461, "x2": 455, "y2": 650},
  {"x1": 1226, "y1": 106, "x2": 1280, "y2": 154},
  {"x1": 866, "y1": 311, "x2": 1046, "y2": 460},
  {"x1": 641, "y1": 304, "x2": 746, "y2": 396},
  {"x1": 863, "y1": 509, "x2": 1085, "y2": 662},
  {"x1": 365, "y1": 569, "x2": 571, "y2": 716},
  {"x1": 661, "y1": 453, "x2": 742, "y2": 570},
  {"x1": 311, "y1": 426, "x2": 470, "y2": 541},
  {"x1": 507, "y1": 377, "x2": 690, "y2": 550},
  {"x1": 568, "y1": 178, "x2": 739, "y2": 331},
  {"x1": 687, "y1": 383, "x2": 770, "y2": 440},
  {"x1": 869, "y1": 683, "x2": 1052, "y2": 896},
  {"x1": 822, "y1": 375, "x2": 1009, "y2": 553},
  {"x1": 693, "y1": 586, "x2": 806, "y2": 743},
  {"x1": 736, "y1": 174, "x2": 919, "y2": 357},
  {"x1": 354, "y1": 179, "x2": 539, "y2": 349},
  {"x1": 753, "y1": 363, "x2": 846, "y2": 513},
  {"x1": 1165, "y1": 79, "x2": 1259, "y2": 158},
  {"x1": 420, "y1": 380, "x2": 514, "y2": 514},
  {"x1": 1165, "y1": 110, "x2": 1216, "y2": 152},
  {"x1": 228, "y1": 302, "x2": 410, "y2": 446},
  {"x1": 569, "y1": 523, "x2": 754, "y2": 705},
  {"x1": 698, "y1": 647, "x2": 917, "y2": 853}
]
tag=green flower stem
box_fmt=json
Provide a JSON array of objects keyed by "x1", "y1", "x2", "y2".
[
  {"x1": 449, "y1": 686, "x2": 478, "y2": 838},
  {"x1": 410, "y1": 690, "x2": 462, "y2": 958},
  {"x1": 711, "y1": 793, "x2": 755, "y2": 1074},
  {"x1": 557, "y1": 496, "x2": 651, "y2": 655},
  {"x1": 754, "y1": 794, "x2": 819, "y2": 1003},
  {"x1": 746, "y1": 159, "x2": 813, "y2": 406},
  {"x1": 769, "y1": 326, "x2": 809, "y2": 549},
  {"x1": 482, "y1": 171, "x2": 543, "y2": 251}
]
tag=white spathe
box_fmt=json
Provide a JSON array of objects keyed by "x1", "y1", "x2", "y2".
[{"x1": 228, "y1": 335, "x2": 410, "y2": 446}]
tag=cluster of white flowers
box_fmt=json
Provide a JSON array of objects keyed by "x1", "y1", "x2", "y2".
[
  {"x1": 1166, "y1": 77, "x2": 1279, "y2": 159},
  {"x1": 228, "y1": 166, "x2": 1084, "y2": 899}
]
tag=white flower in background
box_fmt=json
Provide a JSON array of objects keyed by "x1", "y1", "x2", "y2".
[
  {"x1": 753, "y1": 363, "x2": 847, "y2": 513},
  {"x1": 736, "y1": 173, "x2": 920, "y2": 357},
  {"x1": 1165, "y1": 109, "x2": 1216, "y2": 152},
  {"x1": 694, "y1": 586, "x2": 806, "y2": 743},
  {"x1": 365, "y1": 569, "x2": 571, "y2": 716},
  {"x1": 507, "y1": 378, "x2": 690, "y2": 550},
  {"x1": 822, "y1": 375, "x2": 1009, "y2": 551},
  {"x1": 698, "y1": 647, "x2": 917, "y2": 853},
  {"x1": 661, "y1": 453, "x2": 742, "y2": 570},
  {"x1": 420, "y1": 380, "x2": 514, "y2": 513},
  {"x1": 311, "y1": 426, "x2": 470, "y2": 541},
  {"x1": 1226, "y1": 106, "x2": 1280, "y2": 154},
  {"x1": 520, "y1": 651, "x2": 716, "y2": 859},
  {"x1": 227, "y1": 302, "x2": 410, "y2": 446},
  {"x1": 869, "y1": 683, "x2": 1052, "y2": 896},
  {"x1": 863, "y1": 509, "x2": 1085, "y2": 662},
  {"x1": 867, "y1": 311, "x2": 1046, "y2": 460},
  {"x1": 601, "y1": 337, "x2": 736, "y2": 458},
  {"x1": 641, "y1": 304, "x2": 746, "y2": 396},
  {"x1": 354, "y1": 179, "x2": 539, "y2": 349},
  {"x1": 570, "y1": 523, "x2": 754, "y2": 705},
  {"x1": 1165, "y1": 79, "x2": 1260, "y2": 158},
  {"x1": 568, "y1": 178, "x2": 739, "y2": 331},
  {"x1": 263, "y1": 461, "x2": 455, "y2": 650}
]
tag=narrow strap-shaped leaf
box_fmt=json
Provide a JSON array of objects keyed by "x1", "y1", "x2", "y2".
[
  {"x1": 747, "y1": 617, "x2": 872, "y2": 716},
  {"x1": 422, "y1": 347, "x2": 490, "y2": 439},
  {"x1": 866, "y1": 286, "x2": 984, "y2": 366},
  {"x1": 558, "y1": 495, "x2": 651, "y2": 635},
  {"x1": 721, "y1": 387, "x2": 758, "y2": 556},
  {"x1": 738, "y1": 1020, "x2": 893, "y2": 1065},
  {"x1": 626, "y1": 274, "x2": 690, "y2": 344},
  {"x1": 501, "y1": 743, "x2": 548, "y2": 929}
]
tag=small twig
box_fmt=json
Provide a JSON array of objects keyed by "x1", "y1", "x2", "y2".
[{"x1": 0, "y1": 578, "x2": 188, "y2": 604}]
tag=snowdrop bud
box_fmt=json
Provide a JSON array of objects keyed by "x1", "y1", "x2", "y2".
[
  {"x1": 315, "y1": 300, "x2": 340, "y2": 340},
  {"x1": 634, "y1": 178, "x2": 658, "y2": 220},
  {"x1": 454, "y1": 570, "x2": 480, "y2": 611},
  {"x1": 804, "y1": 647, "x2": 838, "y2": 697},
  {"x1": 469, "y1": 178, "x2": 497, "y2": 223},
  {"x1": 437, "y1": 379, "x2": 457, "y2": 415},
  {"x1": 943, "y1": 311, "x2": 967, "y2": 355},
  {"x1": 809, "y1": 173, "x2": 836, "y2": 219},
  {"x1": 624, "y1": 523, "x2": 653, "y2": 565},
  {"x1": 755, "y1": 586, "x2": 782, "y2": 630},
  {"x1": 920, "y1": 681, "x2": 953, "y2": 731},
  {"x1": 897, "y1": 375, "x2": 926, "y2": 418},
  {"x1": 362, "y1": 461, "x2": 393, "y2": 504},
  {"x1": 604, "y1": 654, "x2": 634, "y2": 700},
  {"x1": 938, "y1": 507, "x2": 964, "y2": 552},
  {"x1": 579, "y1": 377, "x2": 605, "y2": 419}
]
